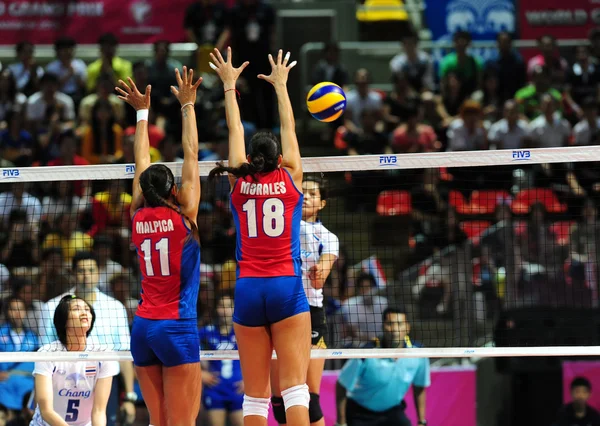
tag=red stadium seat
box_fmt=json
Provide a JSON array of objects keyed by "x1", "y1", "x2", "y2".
[
  {"x1": 439, "y1": 167, "x2": 453, "y2": 182},
  {"x1": 512, "y1": 188, "x2": 567, "y2": 214},
  {"x1": 376, "y1": 190, "x2": 411, "y2": 216},
  {"x1": 470, "y1": 190, "x2": 511, "y2": 215},
  {"x1": 550, "y1": 221, "x2": 575, "y2": 246},
  {"x1": 460, "y1": 220, "x2": 492, "y2": 245},
  {"x1": 449, "y1": 190, "x2": 470, "y2": 214}
]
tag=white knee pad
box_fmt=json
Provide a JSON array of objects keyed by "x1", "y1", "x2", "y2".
[
  {"x1": 242, "y1": 395, "x2": 271, "y2": 418},
  {"x1": 281, "y1": 384, "x2": 310, "y2": 411}
]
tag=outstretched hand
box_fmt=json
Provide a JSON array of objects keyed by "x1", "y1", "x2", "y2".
[
  {"x1": 115, "y1": 78, "x2": 151, "y2": 111},
  {"x1": 170, "y1": 66, "x2": 203, "y2": 107},
  {"x1": 209, "y1": 47, "x2": 249, "y2": 90},
  {"x1": 257, "y1": 49, "x2": 297, "y2": 87}
]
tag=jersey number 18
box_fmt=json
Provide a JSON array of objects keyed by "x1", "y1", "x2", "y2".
[{"x1": 242, "y1": 198, "x2": 285, "y2": 238}]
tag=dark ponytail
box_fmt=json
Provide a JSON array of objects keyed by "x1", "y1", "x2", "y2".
[
  {"x1": 209, "y1": 132, "x2": 281, "y2": 181},
  {"x1": 140, "y1": 165, "x2": 200, "y2": 244}
]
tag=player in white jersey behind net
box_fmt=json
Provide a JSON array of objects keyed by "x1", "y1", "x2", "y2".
[
  {"x1": 30, "y1": 295, "x2": 119, "y2": 426},
  {"x1": 271, "y1": 177, "x2": 339, "y2": 426}
]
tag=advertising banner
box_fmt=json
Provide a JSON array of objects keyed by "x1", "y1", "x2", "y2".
[
  {"x1": 424, "y1": 0, "x2": 516, "y2": 41},
  {"x1": 519, "y1": 0, "x2": 600, "y2": 41},
  {"x1": 0, "y1": 0, "x2": 189, "y2": 44},
  {"x1": 267, "y1": 366, "x2": 476, "y2": 426},
  {"x1": 563, "y1": 361, "x2": 600, "y2": 409}
]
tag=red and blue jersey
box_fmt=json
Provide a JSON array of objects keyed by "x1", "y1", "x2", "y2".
[
  {"x1": 131, "y1": 207, "x2": 200, "y2": 320},
  {"x1": 230, "y1": 168, "x2": 303, "y2": 278}
]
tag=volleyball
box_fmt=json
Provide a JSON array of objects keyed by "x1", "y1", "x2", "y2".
[{"x1": 306, "y1": 82, "x2": 347, "y2": 122}]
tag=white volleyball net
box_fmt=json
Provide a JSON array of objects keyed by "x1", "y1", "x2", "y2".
[{"x1": 2, "y1": 146, "x2": 600, "y2": 363}]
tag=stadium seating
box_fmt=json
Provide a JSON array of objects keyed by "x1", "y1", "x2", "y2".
[
  {"x1": 511, "y1": 188, "x2": 567, "y2": 215},
  {"x1": 376, "y1": 190, "x2": 411, "y2": 216}
]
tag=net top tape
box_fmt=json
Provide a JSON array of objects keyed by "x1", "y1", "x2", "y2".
[
  {"x1": 1, "y1": 146, "x2": 596, "y2": 183},
  {"x1": 6, "y1": 347, "x2": 600, "y2": 362}
]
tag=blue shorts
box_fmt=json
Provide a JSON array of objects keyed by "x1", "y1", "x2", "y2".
[
  {"x1": 203, "y1": 388, "x2": 243, "y2": 411},
  {"x1": 233, "y1": 276, "x2": 309, "y2": 327},
  {"x1": 131, "y1": 317, "x2": 200, "y2": 367}
]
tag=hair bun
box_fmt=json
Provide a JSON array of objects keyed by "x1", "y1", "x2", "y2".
[{"x1": 251, "y1": 154, "x2": 265, "y2": 170}]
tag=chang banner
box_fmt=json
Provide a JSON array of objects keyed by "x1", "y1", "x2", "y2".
[
  {"x1": 424, "y1": 0, "x2": 516, "y2": 41},
  {"x1": 0, "y1": 0, "x2": 187, "y2": 44},
  {"x1": 519, "y1": 0, "x2": 600, "y2": 40}
]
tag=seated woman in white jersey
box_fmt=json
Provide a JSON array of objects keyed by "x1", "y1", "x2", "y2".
[
  {"x1": 31, "y1": 295, "x2": 119, "y2": 426},
  {"x1": 271, "y1": 177, "x2": 339, "y2": 426}
]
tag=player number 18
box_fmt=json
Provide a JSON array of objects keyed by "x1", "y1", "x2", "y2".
[{"x1": 242, "y1": 198, "x2": 285, "y2": 238}]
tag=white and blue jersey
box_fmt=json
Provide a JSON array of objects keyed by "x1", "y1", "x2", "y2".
[
  {"x1": 30, "y1": 341, "x2": 119, "y2": 426},
  {"x1": 199, "y1": 325, "x2": 243, "y2": 411},
  {"x1": 300, "y1": 220, "x2": 339, "y2": 308}
]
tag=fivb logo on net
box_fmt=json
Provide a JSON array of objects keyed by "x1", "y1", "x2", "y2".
[
  {"x1": 379, "y1": 155, "x2": 397, "y2": 166},
  {"x1": 125, "y1": 165, "x2": 135, "y2": 176},
  {"x1": 1, "y1": 169, "x2": 20, "y2": 180},
  {"x1": 512, "y1": 150, "x2": 531, "y2": 161}
]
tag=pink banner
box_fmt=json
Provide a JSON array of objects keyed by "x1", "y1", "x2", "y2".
[
  {"x1": 518, "y1": 0, "x2": 599, "y2": 41},
  {"x1": 0, "y1": 0, "x2": 189, "y2": 44},
  {"x1": 268, "y1": 366, "x2": 476, "y2": 426},
  {"x1": 563, "y1": 361, "x2": 600, "y2": 409}
]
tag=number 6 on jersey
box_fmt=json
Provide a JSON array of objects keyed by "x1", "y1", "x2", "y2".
[{"x1": 242, "y1": 198, "x2": 285, "y2": 237}]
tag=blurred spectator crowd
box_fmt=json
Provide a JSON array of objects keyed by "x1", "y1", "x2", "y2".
[
  {"x1": 313, "y1": 27, "x2": 600, "y2": 326},
  {"x1": 0, "y1": 0, "x2": 600, "y2": 422}
]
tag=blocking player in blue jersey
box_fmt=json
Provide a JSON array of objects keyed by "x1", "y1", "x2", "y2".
[{"x1": 200, "y1": 293, "x2": 243, "y2": 426}]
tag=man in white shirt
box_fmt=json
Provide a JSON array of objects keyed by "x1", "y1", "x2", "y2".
[
  {"x1": 45, "y1": 37, "x2": 87, "y2": 102},
  {"x1": 389, "y1": 32, "x2": 434, "y2": 92},
  {"x1": 25, "y1": 73, "x2": 75, "y2": 128},
  {"x1": 344, "y1": 69, "x2": 383, "y2": 132},
  {"x1": 41, "y1": 251, "x2": 136, "y2": 424},
  {"x1": 574, "y1": 97, "x2": 600, "y2": 146},
  {"x1": 341, "y1": 273, "x2": 388, "y2": 347},
  {"x1": 7, "y1": 42, "x2": 44, "y2": 96},
  {"x1": 0, "y1": 183, "x2": 42, "y2": 227},
  {"x1": 488, "y1": 100, "x2": 529, "y2": 150},
  {"x1": 528, "y1": 94, "x2": 571, "y2": 148}
]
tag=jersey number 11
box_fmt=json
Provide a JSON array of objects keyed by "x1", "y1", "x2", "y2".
[{"x1": 140, "y1": 238, "x2": 171, "y2": 277}]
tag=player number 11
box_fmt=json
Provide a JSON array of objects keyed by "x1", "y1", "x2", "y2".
[{"x1": 140, "y1": 238, "x2": 171, "y2": 277}]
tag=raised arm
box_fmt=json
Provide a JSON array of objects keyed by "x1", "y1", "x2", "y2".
[
  {"x1": 258, "y1": 50, "x2": 302, "y2": 188},
  {"x1": 170, "y1": 66, "x2": 203, "y2": 220},
  {"x1": 115, "y1": 78, "x2": 151, "y2": 218},
  {"x1": 209, "y1": 47, "x2": 249, "y2": 187}
]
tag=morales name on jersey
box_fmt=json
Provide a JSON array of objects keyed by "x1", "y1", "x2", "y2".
[{"x1": 239, "y1": 180, "x2": 287, "y2": 196}]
